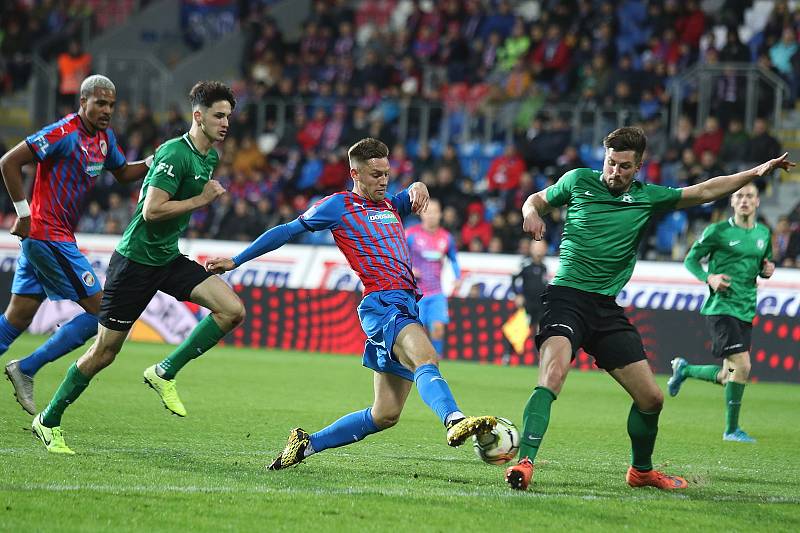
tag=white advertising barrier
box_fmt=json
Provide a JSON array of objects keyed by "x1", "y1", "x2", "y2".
[{"x1": 2, "y1": 233, "x2": 799, "y2": 340}]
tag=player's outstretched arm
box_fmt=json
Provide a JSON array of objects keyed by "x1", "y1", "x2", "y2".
[
  {"x1": 675, "y1": 153, "x2": 795, "y2": 209},
  {"x1": 143, "y1": 180, "x2": 225, "y2": 222},
  {"x1": 522, "y1": 190, "x2": 553, "y2": 241},
  {"x1": 0, "y1": 141, "x2": 37, "y2": 238},
  {"x1": 110, "y1": 155, "x2": 153, "y2": 184},
  {"x1": 206, "y1": 218, "x2": 309, "y2": 273}
]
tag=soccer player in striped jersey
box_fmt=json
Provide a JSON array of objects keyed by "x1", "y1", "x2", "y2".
[
  {"x1": 668, "y1": 183, "x2": 773, "y2": 443},
  {"x1": 0, "y1": 75, "x2": 150, "y2": 415},
  {"x1": 206, "y1": 138, "x2": 497, "y2": 470},
  {"x1": 505, "y1": 127, "x2": 793, "y2": 491},
  {"x1": 406, "y1": 198, "x2": 460, "y2": 357}
]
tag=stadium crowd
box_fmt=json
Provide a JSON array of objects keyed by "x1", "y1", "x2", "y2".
[{"x1": 2, "y1": 0, "x2": 800, "y2": 265}]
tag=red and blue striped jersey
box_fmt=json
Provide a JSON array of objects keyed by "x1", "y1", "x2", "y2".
[
  {"x1": 406, "y1": 225, "x2": 460, "y2": 296},
  {"x1": 25, "y1": 113, "x2": 126, "y2": 242},
  {"x1": 299, "y1": 189, "x2": 420, "y2": 297}
]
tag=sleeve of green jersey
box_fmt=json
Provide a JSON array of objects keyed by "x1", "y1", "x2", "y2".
[
  {"x1": 644, "y1": 183, "x2": 682, "y2": 211},
  {"x1": 545, "y1": 169, "x2": 581, "y2": 207},
  {"x1": 147, "y1": 143, "x2": 187, "y2": 197},
  {"x1": 684, "y1": 224, "x2": 717, "y2": 283}
]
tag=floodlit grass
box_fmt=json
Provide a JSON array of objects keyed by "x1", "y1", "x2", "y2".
[{"x1": 1, "y1": 335, "x2": 798, "y2": 532}]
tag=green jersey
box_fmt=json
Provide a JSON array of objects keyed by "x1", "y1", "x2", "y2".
[
  {"x1": 546, "y1": 168, "x2": 682, "y2": 296},
  {"x1": 116, "y1": 133, "x2": 219, "y2": 266},
  {"x1": 684, "y1": 217, "x2": 772, "y2": 322}
]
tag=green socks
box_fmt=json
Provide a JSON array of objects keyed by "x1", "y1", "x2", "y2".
[
  {"x1": 627, "y1": 404, "x2": 659, "y2": 471},
  {"x1": 41, "y1": 363, "x2": 91, "y2": 427},
  {"x1": 158, "y1": 315, "x2": 226, "y2": 380},
  {"x1": 725, "y1": 382, "x2": 746, "y2": 434},
  {"x1": 683, "y1": 364, "x2": 721, "y2": 383},
  {"x1": 518, "y1": 386, "x2": 557, "y2": 462}
]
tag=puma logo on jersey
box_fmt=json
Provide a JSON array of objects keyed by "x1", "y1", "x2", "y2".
[{"x1": 729, "y1": 240, "x2": 741, "y2": 246}]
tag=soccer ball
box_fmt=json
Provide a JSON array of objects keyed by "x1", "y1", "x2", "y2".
[{"x1": 472, "y1": 417, "x2": 520, "y2": 465}]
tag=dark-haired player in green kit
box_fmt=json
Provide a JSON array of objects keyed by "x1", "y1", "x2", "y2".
[
  {"x1": 31, "y1": 81, "x2": 246, "y2": 454},
  {"x1": 504, "y1": 126, "x2": 793, "y2": 491},
  {"x1": 668, "y1": 183, "x2": 774, "y2": 443}
]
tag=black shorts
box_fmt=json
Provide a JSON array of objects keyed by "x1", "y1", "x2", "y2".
[
  {"x1": 705, "y1": 315, "x2": 752, "y2": 358},
  {"x1": 98, "y1": 251, "x2": 213, "y2": 331},
  {"x1": 534, "y1": 285, "x2": 647, "y2": 371}
]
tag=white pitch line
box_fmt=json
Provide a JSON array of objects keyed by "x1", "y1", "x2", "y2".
[{"x1": 2, "y1": 483, "x2": 799, "y2": 504}]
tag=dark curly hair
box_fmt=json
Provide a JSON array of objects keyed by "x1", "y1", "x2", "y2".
[{"x1": 189, "y1": 81, "x2": 236, "y2": 111}]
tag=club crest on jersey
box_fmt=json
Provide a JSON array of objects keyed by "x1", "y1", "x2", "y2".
[
  {"x1": 621, "y1": 193, "x2": 634, "y2": 203},
  {"x1": 757, "y1": 239, "x2": 765, "y2": 249},
  {"x1": 368, "y1": 211, "x2": 399, "y2": 224},
  {"x1": 99, "y1": 139, "x2": 107, "y2": 156},
  {"x1": 82, "y1": 271, "x2": 96, "y2": 287}
]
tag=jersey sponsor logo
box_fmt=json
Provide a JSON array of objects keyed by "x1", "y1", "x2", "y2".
[
  {"x1": 99, "y1": 139, "x2": 107, "y2": 156},
  {"x1": 32, "y1": 134, "x2": 49, "y2": 154},
  {"x1": 368, "y1": 211, "x2": 399, "y2": 224},
  {"x1": 621, "y1": 193, "x2": 634, "y2": 203},
  {"x1": 155, "y1": 162, "x2": 176, "y2": 177},
  {"x1": 86, "y1": 162, "x2": 104, "y2": 176},
  {"x1": 81, "y1": 271, "x2": 96, "y2": 287},
  {"x1": 729, "y1": 240, "x2": 741, "y2": 247}
]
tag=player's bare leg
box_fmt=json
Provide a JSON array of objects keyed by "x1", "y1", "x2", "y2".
[
  {"x1": 610, "y1": 361, "x2": 688, "y2": 489},
  {"x1": 393, "y1": 323, "x2": 496, "y2": 446}
]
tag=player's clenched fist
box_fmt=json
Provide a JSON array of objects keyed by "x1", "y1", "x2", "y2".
[
  {"x1": 201, "y1": 180, "x2": 225, "y2": 203},
  {"x1": 205, "y1": 257, "x2": 235, "y2": 274},
  {"x1": 408, "y1": 182, "x2": 430, "y2": 214},
  {"x1": 523, "y1": 212, "x2": 546, "y2": 241},
  {"x1": 10, "y1": 216, "x2": 30, "y2": 239}
]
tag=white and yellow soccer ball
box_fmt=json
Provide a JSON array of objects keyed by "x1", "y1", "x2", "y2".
[{"x1": 472, "y1": 417, "x2": 519, "y2": 465}]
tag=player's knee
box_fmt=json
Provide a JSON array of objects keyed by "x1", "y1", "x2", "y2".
[
  {"x1": 638, "y1": 389, "x2": 664, "y2": 412},
  {"x1": 229, "y1": 299, "x2": 246, "y2": 327},
  {"x1": 732, "y1": 363, "x2": 751, "y2": 382},
  {"x1": 372, "y1": 411, "x2": 401, "y2": 429}
]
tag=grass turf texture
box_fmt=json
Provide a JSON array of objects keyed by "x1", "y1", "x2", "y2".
[{"x1": 1, "y1": 335, "x2": 798, "y2": 532}]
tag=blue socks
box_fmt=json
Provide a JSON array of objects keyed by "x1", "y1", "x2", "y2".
[
  {"x1": 413, "y1": 363, "x2": 460, "y2": 424},
  {"x1": 0, "y1": 314, "x2": 23, "y2": 356},
  {"x1": 18, "y1": 313, "x2": 98, "y2": 377},
  {"x1": 310, "y1": 407, "x2": 380, "y2": 454},
  {"x1": 431, "y1": 338, "x2": 444, "y2": 356}
]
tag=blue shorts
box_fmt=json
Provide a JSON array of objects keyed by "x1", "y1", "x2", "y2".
[
  {"x1": 11, "y1": 238, "x2": 101, "y2": 302},
  {"x1": 357, "y1": 290, "x2": 423, "y2": 382},
  {"x1": 417, "y1": 293, "x2": 450, "y2": 330}
]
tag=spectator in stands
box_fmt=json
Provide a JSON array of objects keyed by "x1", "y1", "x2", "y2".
[
  {"x1": 128, "y1": 104, "x2": 158, "y2": 153},
  {"x1": 233, "y1": 136, "x2": 267, "y2": 177},
  {"x1": 486, "y1": 144, "x2": 526, "y2": 196},
  {"x1": 56, "y1": 40, "x2": 91, "y2": 111},
  {"x1": 773, "y1": 215, "x2": 800, "y2": 267},
  {"x1": 718, "y1": 27, "x2": 750, "y2": 62},
  {"x1": 77, "y1": 201, "x2": 106, "y2": 234},
  {"x1": 692, "y1": 116, "x2": 724, "y2": 158},
  {"x1": 748, "y1": 118, "x2": 782, "y2": 166},
  {"x1": 461, "y1": 202, "x2": 493, "y2": 252},
  {"x1": 297, "y1": 108, "x2": 327, "y2": 152},
  {"x1": 769, "y1": 27, "x2": 799, "y2": 102},
  {"x1": 719, "y1": 117, "x2": 750, "y2": 167},
  {"x1": 1, "y1": 18, "x2": 32, "y2": 91}
]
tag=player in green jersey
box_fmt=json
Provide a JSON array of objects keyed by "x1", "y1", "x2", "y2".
[
  {"x1": 668, "y1": 183, "x2": 774, "y2": 443},
  {"x1": 505, "y1": 127, "x2": 793, "y2": 490},
  {"x1": 31, "y1": 81, "x2": 245, "y2": 454}
]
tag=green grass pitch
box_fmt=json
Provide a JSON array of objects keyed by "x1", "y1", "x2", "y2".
[{"x1": 1, "y1": 334, "x2": 798, "y2": 532}]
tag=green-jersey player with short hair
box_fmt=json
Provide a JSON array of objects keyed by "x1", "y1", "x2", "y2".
[
  {"x1": 505, "y1": 126, "x2": 793, "y2": 491},
  {"x1": 32, "y1": 81, "x2": 246, "y2": 454},
  {"x1": 668, "y1": 183, "x2": 774, "y2": 443}
]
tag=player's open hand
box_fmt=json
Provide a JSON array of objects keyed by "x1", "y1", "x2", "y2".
[
  {"x1": 707, "y1": 273, "x2": 731, "y2": 292},
  {"x1": 761, "y1": 259, "x2": 775, "y2": 278},
  {"x1": 754, "y1": 152, "x2": 795, "y2": 177},
  {"x1": 409, "y1": 182, "x2": 430, "y2": 214},
  {"x1": 201, "y1": 180, "x2": 226, "y2": 205},
  {"x1": 523, "y1": 212, "x2": 546, "y2": 240},
  {"x1": 205, "y1": 257, "x2": 235, "y2": 274},
  {"x1": 10, "y1": 216, "x2": 30, "y2": 239}
]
